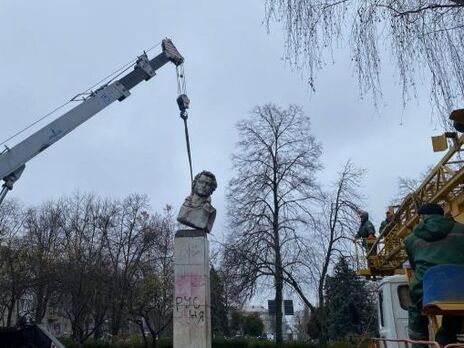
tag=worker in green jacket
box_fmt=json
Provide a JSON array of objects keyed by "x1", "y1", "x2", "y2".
[
  {"x1": 404, "y1": 203, "x2": 464, "y2": 346},
  {"x1": 355, "y1": 210, "x2": 375, "y2": 239},
  {"x1": 355, "y1": 210, "x2": 377, "y2": 254},
  {"x1": 379, "y1": 210, "x2": 393, "y2": 233}
]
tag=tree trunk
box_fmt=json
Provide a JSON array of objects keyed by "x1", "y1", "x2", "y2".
[
  {"x1": 274, "y1": 180, "x2": 283, "y2": 347},
  {"x1": 6, "y1": 281, "x2": 17, "y2": 327},
  {"x1": 271, "y1": 134, "x2": 285, "y2": 348},
  {"x1": 318, "y1": 306, "x2": 328, "y2": 348},
  {"x1": 6, "y1": 299, "x2": 14, "y2": 327},
  {"x1": 135, "y1": 320, "x2": 149, "y2": 348},
  {"x1": 111, "y1": 301, "x2": 123, "y2": 336},
  {"x1": 34, "y1": 287, "x2": 44, "y2": 323},
  {"x1": 274, "y1": 257, "x2": 284, "y2": 347},
  {"x1": 93, "y1": 325, "x2": 103, "y2": 339},
  {"x1": 318, "y1": 265, "x2": 329, "y2": 348},
  {"x1": 151, "y1": 335, "x2": 158, "y2": 348},
  {"x1": 142, "y1": 331, "x2": 148, "y2": 348},
  {"x1": 34, "y1": 285, "x2": 50, "y2": 324}
]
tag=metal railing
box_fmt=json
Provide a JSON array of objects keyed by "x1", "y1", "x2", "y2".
[{"x1": 371, "y1": 337, "x2": 440, "y2": 348}]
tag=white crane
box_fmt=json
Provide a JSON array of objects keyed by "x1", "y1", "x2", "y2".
[{"x1": 0, "y1": 39, "x2": 185, "y2": 204}]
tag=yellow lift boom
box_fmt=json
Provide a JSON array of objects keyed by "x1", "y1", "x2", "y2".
[{"x1": 358, "y1": 130, "x2": 464, "y2": 277}]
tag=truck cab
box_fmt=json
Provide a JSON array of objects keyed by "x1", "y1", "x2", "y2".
[{"x1": 377, "y1": 274, "x2": 411, "y2": 348}]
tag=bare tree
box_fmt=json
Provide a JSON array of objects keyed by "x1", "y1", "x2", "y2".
[
  {"x1": 104, "y1": 194, "x2": 155, "y2": 336},
  {"x1": 127, "y1": 206, "x2": 175, "y2": 348},
  {"x1": 0, "y1": 199, "x2": 29, "y2": 327},
  {"x1": 55, "y1": 193, "x2": 110, "y2": 346},
  {"x1": 300, "y1": 161, "x2": 364, "y2": 344},
  {"x1": 265, "y1": 0, "x2": 464, "y2": 124},
  {"x1": 0, "y1": 192, "x2": 178, "y2": 347},
  {"x1": 223, "y1": 104, "x2": 322, "y2": 347},
  {"x1": 22, "y1": 201, "x2": 64, "y2": 323},
  {"x1": 0, "y1": 199, "x2": 24, "y2": 243},
  {"x1": 390, "y1": 165, "x2": 434, "y2": 205}
]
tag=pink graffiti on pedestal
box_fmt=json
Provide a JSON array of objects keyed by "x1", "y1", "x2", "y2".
[{"x1": 175, "y1": 274, "x2": 206, "y2": 324}]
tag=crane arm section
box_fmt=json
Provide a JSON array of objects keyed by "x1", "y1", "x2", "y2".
[{"x1": 0, "y1": 39, "x2": 183, "y2": 187}]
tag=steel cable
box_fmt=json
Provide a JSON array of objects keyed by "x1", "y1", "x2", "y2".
[{"x1": 0, "y1": 41, "x2": 163, "y2": 148}]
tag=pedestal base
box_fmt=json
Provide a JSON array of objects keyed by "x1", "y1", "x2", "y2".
[{"x1": 173, "y1": 229, "x2": 211, "y2": 348}]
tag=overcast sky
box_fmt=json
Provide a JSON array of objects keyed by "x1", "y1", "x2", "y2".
[{"x1": 0, "y1": 1, "x2": 447, "y2": 243}]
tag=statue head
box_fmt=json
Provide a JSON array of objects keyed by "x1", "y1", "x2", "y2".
[{"x1": 192, "y1": 171, "x2": 217, "y2": 198}]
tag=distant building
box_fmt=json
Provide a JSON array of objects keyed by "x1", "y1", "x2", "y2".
[
  {"x1": 1, "y1": 295, "x2": 72, "y2": 337},
  {"x1": 42, "y1": 303, "x2": 72, "y2": 337}
]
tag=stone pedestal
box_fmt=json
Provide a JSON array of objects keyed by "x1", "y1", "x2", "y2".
[{"x1": 173, "y1": 229, "x2": 211, "y2": 348}]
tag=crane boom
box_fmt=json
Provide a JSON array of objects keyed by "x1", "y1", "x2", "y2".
[{"x1": 0, "y1": 39, "x2": 183, "y2": 200}]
